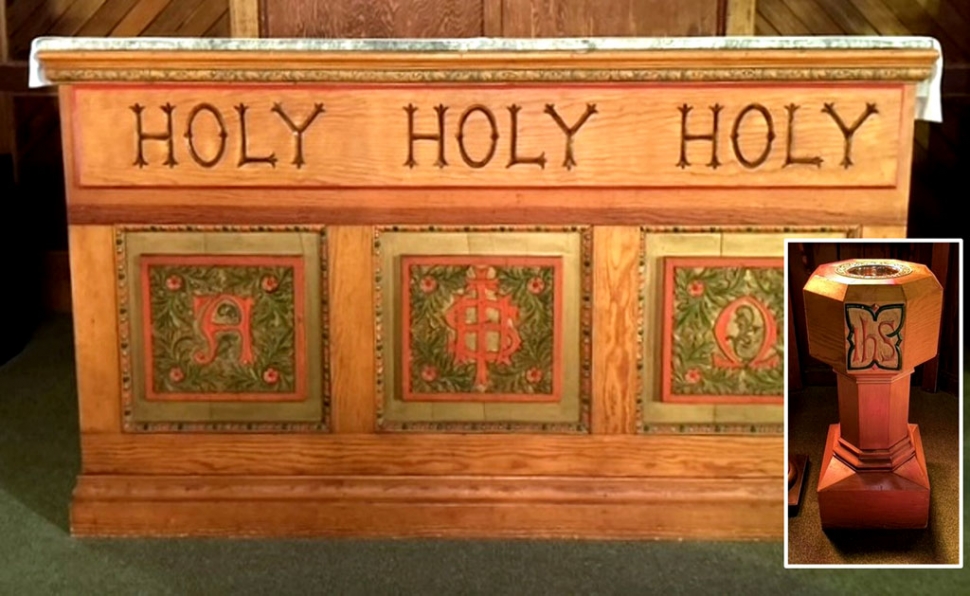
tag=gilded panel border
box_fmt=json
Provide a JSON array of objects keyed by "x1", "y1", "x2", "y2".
[
  {"x1": 115, "y1": 224, "x2": 330, "y2": 433},
  {"x1": 373, "y1": 225, "x2": 593, "y2": 433},
  {"x1": 44, "y1": 67, "x2": 932, "y2": 84}
]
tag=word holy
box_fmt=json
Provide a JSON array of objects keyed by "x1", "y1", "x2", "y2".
[
  {"x1": 404, "y1": 103, "x2": 597, "y2": 170},
  {"x1": 130, "y1": 102, "x2": 326, "y2": 169},
  {"x1": 678, "y1": 102, "x2": 879, "y2": 170}
]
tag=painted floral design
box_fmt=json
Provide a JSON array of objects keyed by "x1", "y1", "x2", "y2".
[
  {"x1": 405, "y1": 259, "x2": 558, "y2": 398},
  {"x1": 670, "y1": 264, "x2": 784, "y2": 397},
  {"x1": 147, "y1": 263, "x2": 297, "y2": 395}
]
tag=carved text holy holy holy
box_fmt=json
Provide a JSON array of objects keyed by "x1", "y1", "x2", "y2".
[{"x1": 127, "y1": 101, "x2": 878, "y2": 171}]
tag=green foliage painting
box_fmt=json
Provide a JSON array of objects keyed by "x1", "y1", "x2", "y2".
[
  {"x1": 666, "y1": 260, "x2": 784, "y2": 401},
  {"x1": 144, "y1": 257, "x2": 301, "y2": 397},
  {"x1": 403, "y1": 257, "x2": 561, "y2": 401}
]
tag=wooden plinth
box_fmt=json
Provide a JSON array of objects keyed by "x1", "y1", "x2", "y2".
[
  {"x1": 817, "y1": 423, "x2": 930, "y2": 529},
  {"x1": 70, "y1": 475, "x2": 780, "y2": 539}
]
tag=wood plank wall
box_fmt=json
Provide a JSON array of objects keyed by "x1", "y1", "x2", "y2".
[
  {"x1": 4, "y1": 0, "x2": 229, "y2": 60},
  {"x1": 257, "y1": 0, "x2": 738, "y2": 39}
]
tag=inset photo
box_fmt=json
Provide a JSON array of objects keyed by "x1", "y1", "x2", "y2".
[{"x1": 785, "y1": 239, "x2": 963, "y2": 568}]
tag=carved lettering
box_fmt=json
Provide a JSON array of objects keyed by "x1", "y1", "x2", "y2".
[
  {"x1": 506, "y1": 104, "x2": 546, "y2": 169},
  {"x1": 184, "y1": 103, "x2": 228, "y2": 168},
  {"x1": 783, "y1": 104, "x2": 823, "y2": 168},
  {"x1": 677, "y1": 103, "x2": 722, "y2": 169},
  {"x1": 192, "y1": 294, "x2": 256, "y2": 365},
  {"x1": 271, "y1": 102, "x2": 325, "y2": 169},
  {"x1": 234, "y1": 103, "x2": 277, "y2": 168},
  {"x1": 456, "y1": 105, "x2": 499, "y2": 169},
  {"x1": 845, "y1": 303, "x2": 903, "y2": 370},
  {"x1": 131, "y1": 102, "x2": 177, "y2": 168},
  {"x1": 730, "y1": 104, "x2": 775, "y2": 169},
  {"x1": 822, "y1": 103, "x2": 878, "y2": 169},
  {"x1": 404, "y1": 103, "x2": 448, "y2": 168},
  {"x1": 544, "y1": 103, "x2": 597, "y2": 170}
]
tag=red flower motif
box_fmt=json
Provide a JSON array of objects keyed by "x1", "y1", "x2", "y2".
[
  {"x1": 419, "y1": 276, "x2": 437, "y2": 293},
  {"x1": 262, "y1": 368, "x2": 280, "y2": 384},
  {"x1": 168, "y1": 367, "x2": 184, "y2": 383},
  {"x1": 688, "y1": 280, "x2": 705, "y2": 297},
  {"x1": 165, "y1": 275, "x2": 183, "y2": 291},
  {"x1": 421, "y1": 365, "x2": 438, "y2": 382},
  {"x1": 261, "y1": 275, "x2": 279, "y2": 293},
  {"x1": 526, "y1": 367, "x2": 544, "y2": 384},
  {"x1": 528, "y1": 276, "x2": 545, "y2": 294},
  {"x1": 684, "y1": 369, "x2": 702, "y2": 384}
]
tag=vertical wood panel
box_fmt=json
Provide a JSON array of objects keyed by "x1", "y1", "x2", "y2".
[
  {"x1": 69, "y1": 226, "x2": 122, "y2": 433},
  {"x1": 591, "y1": 227, "x2": 639, "y2": 434},
  {"x1": 501, "y1": 0, "x2": 724, "y2": 37},
  {"x1": 482, "y1": 0, "x2": 502, "y2": 36},
  {"x1": 261, "y1": 0, "x2": 483, "y2": 38},
  {"x1": 726, "y1": 0, "x2": 756, "y2": 35},
  {"x1": 329, "y1": 226, "x2": 377, "y2": 433},
  {"x1": 229, "y1": 0, "x2": 259, "y2": 36}
]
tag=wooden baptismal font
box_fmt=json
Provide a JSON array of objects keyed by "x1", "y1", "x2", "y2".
[
  {"x1": 803, "y1": 259, "x2": 943, "y2": 529},
  {"x1": 31, "y1": 36, "x2": 940, "y2": 538}
]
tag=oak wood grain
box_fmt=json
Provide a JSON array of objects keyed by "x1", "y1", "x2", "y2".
[
  {"x1": 229, "y1": 0, "x2": 260, "y2": 37},
  {"x1": 71, "y1": 474, "x2": 782, "y2": 538},
  {"x1": 69, "y1": 85, "x2": 906, "y2": 189},
  {"x1": 725, "y1": 0, "x2": 756, "y2": 35},
  {"x1": 80, "y1": 433, "x2": 783, "y2": 477},
  {"x1": 591, "y1": 227, "x2": 639, "y2": 434},
  {"x1": 65, "y1": 187, "x2": 912, "y2": 228},
  {"x1": 500, "y1": 0, "x2": 724, "y2": 37},
  {"x1": 261, "y1": 0, "x2": 483, "y2": 38},
  {"x1": 328, "y1": 227, "x2": 377, "y2": 433},
  {"x1": 69, "y1": 225, "x2": 122, "y2": 434}
]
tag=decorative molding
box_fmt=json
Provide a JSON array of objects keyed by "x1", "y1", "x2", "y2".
[{"x1": 42, "y1": 67, "x2": 934, "y2": 85}]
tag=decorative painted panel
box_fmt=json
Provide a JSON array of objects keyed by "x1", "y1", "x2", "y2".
[
  {"x1": 661, "y1": 256, "x2": 784, "y2": 404},
  {"x1": 117, "y1": 227, "x2": 328, "y2": 432},
  {"x1": 375, "y1": 227, "x2": 590, "y2": 432},
  {"x1": 639, "y1": 226, "x2": 857, "y2": 435},
  {"x1": 401, "y1": 256, "x2": 563, "y2": 403},
  {"x1": 142, "y1": 255, "x2": 306, "y2": 401}
]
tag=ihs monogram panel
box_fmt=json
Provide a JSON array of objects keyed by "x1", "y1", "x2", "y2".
[
  {"x1": 375, "y1": 228, "x2": 591, "y2": 432},
  {"x1": 117, "y1": 227, "x2": 329, "y2": 432},
  {"x1": 400, "y1": 255, "x2": 564, "y2": 403}
]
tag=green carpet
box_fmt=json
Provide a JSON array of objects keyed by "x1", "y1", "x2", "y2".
[{"x1": 1, "y1": 317, "x2": 967, "y2": 595}]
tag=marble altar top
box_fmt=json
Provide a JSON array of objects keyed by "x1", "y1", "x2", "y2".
[{"x1": 29, "y1": 36, "x2": 943, "y2": 121}]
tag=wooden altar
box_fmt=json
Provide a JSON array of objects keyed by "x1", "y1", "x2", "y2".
[{"x1": 31, "y1": 36, "x2": 940, "y2": 538}]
